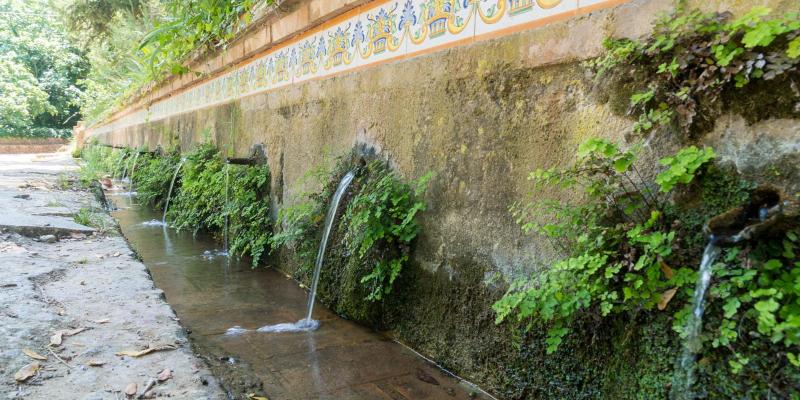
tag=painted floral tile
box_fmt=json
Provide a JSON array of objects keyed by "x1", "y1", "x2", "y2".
[
  {"x1": 292, "y1": 9, "x2": 363, "y2": 84},
  {"x1": 354, "y1": 0, "x2": 408, "y2": 69},
  {"x1": 403, "y1": 0, "x2": 477, "y2": 56},
  {"x1": 92, "y1": 0, "x2": 626, "y2": 130},
  {"x1": 474, "y1": 0, "x2": 578, "y2": 39}
]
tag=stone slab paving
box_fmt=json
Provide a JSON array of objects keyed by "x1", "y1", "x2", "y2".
[{"x1": 0, "y1": 153, "x2": 225, "y2": 399}]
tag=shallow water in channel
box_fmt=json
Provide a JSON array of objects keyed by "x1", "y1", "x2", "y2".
[{"x1": 106, "y1": 192, "x2": 489, "y2": 400}]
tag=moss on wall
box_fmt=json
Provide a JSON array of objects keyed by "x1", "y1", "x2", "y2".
[{"x1": 88, "y1": 1, "x2": 800, "y2": 397}]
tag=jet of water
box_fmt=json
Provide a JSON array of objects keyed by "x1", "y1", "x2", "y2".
[
  {"x1": 671, "y1": 239, "x2": 721, "y2": 400},
  {"x1": 114, "y1": 152, "x2": 125, "y2": 180},
  {"x1": 223, "y1": 161, "x2": 230, "y2": 255},
  {"x1": 223, "y1": 170, "x2": 355, "y2": 337},
  {"x1": 162, "y1": 158, "x2": 187, "y2": 225},
  {"x1": 305, "y1": 170, "x2": 356, "y2": 323},
  {"x1": 128, "y1": 152, "x2": 141, "y2": 192}
]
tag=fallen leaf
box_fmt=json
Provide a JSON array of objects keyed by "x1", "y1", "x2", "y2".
[
  {"x1": 92, "y1": 318, "x2": 110, "y2": 324},
  {"x1": 22, "y1": 348, "x2": 47, "y2": 361},
  {"x1": 156, "y1": 368, "x2": 172, "y2": 382},
  {"x1": 124, "y1": 383, "x2": 137, "y2": 397},
  {"x1": 50, "y1": 327, "x2": 87, "y2": 345},
  {"x1": 87, "y1": 360, "x2": 106, "y2": 366},
  {"x1": 247, "y1": 394, "x2": 269, "y2": 400},
  {"x1": 50, "y1": 331, "x2": 63, "y2": 346},
  {"x1": 660, "y1": 261, "x2": 674, "y2": 279},
  {"x1": 14, "y1": 362, "x2": 40, "y2": 382},
  {"x1": 658, "y1": 288, "x2": 678, "y2": 310},
  {"x1": 115, "y1": 344, "x2": 176, "y2": 358},
  {"x1": 416, "y1": 368, "x2": 439, "y2": 385}
]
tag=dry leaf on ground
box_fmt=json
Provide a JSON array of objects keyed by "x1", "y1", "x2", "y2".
[
  {"x1": 14, "y1": 362, "x2": 40, "y2": 382},
  {"x1": 115, "y1": 344, "x2": 176, "y2": 358},
  {"x1": 50, "y1": 327, "x2": 87, "y2": 345},
  {"x1": 87, "y1": 359, "x2": 106, "y2": 366},
  {"x1": 658, "y1": 288, "x2": 678, "y2": 310},
  {"x1": 92, "y1": 318, "x2": 110, "y2": 324},
  {"x1": 22, "y1": 348, "x2": 47, "y2": 361}
]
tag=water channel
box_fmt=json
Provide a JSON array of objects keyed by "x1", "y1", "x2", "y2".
[{"x1": 106, "y1": 191, "x2": 488, "y2": 399}]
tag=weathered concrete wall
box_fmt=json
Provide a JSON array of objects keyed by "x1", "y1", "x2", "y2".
[{"x1": 87, "y1": 0, "x2": 800, "y2": 396}]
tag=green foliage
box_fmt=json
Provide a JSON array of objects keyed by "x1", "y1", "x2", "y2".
[
  {"x1": 655, "y1": 146, "x2": 715, "y2": 192},
  {"x1": 497, "y1": 137, "x2": 799, "y2": 394},
  {"x1": 0, "y1": 0, "x2": 87, "y2": 137},
  {"x1": 269, "y1": 158, "x2": 430, "y2": 302},
  {"x1": 226, "y1": 163, "x2": 272, "y2": 266},
  {"x1": 588, "y1": 7, "x2": 800, "y2": 136},
  {"x1": 67, "y1": 0, "x2": 145, "y2": 41},
  {"x1": 69, "y1": 0, "x2": 271, "y2": 123},
  {"x1": 76, "y1": 142, "x2": 121, "y2": 186},
  {"x1": 168, "y1": 143, "x2": 225, "y2": 234},
  {"x1": 137, "y1": 0, "x2": 260, "y2": 78},
  {"x1": 343, "y1": 162, "x2": 431, "y2": 301},
  {"x1": 496, "y1": 139, "x2": 711, "y2": 353},
  {"x1": 79, "y1": 141, "x2": 273, "y2": 266},
  {"x1": 269, "y1": 197, "x2": 324, "y2": 269},
  {"x1": 267, "y1": 161, "x2": 335, "y2": 275},
  {"x1": 0, "y1": 58, "x2": 53, "y2": 135},
  {"x1": 131, "y1": 150, "x2": 180, "y2": 209},
  {"x1": 694, "y1": 230, "x2": 800, "y2": 371},
  {"x1": 73, "y1": 206, "x2": 111, "y2": 233}
]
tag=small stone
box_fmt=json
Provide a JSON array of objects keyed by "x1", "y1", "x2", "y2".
[
  {"x1": 124, "y1": 383, "x2": 137, "y2": 397},
  {"x1": 156, "y1": 368, "x2": 172, "y2": 382},
  {"x1": 38, "y1": 235, "x2": 57, "y2": 243}
]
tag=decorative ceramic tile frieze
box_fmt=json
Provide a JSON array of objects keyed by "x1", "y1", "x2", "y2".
[{"x1": 91, "y1": 0, "x2": 624, "y2": 133}]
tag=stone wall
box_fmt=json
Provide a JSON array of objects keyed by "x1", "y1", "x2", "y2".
[{"x1": 86, "y1": 0, "x2": 800, "y2": 396}]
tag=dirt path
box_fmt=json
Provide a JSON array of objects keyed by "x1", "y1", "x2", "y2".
[{"x1": 0, "y1": 153, "x2": 225, "y2": 399}]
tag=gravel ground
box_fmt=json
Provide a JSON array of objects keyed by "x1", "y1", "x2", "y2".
[{"x1": 0, "y1": 152, "x2": 225, "y2": 400}]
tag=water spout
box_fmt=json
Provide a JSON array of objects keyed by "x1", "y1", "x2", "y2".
[
  {"x1": 304, "y1": 170, "x2": 356, "y2": 323},
  {"x1": 114, "y1": 152, "x2": 125, "y2": 180},
  {"x1": 162, "y1": 158, "x2": 186, "y2": 225},
  {"x1": 128, "y1": 152, "x2": 140, "y2": 192},
  {"x1": 671, "y1": 240, "x2": 721, "y2": 399},
  {"x1": 223, "y1": 161, "x2": 230, "y2": 256},
  {"x1": 224, "y1": 170, "x2": 356, "y2": 336}
]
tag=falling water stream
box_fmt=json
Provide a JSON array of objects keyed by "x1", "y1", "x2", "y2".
[
  {"x1": 671, "y1": 239, "x2": 722, "y2": 399},
  {"x1": 223, "y1": 162, "x2": 230, "y2": 255},
  {"x1": 227, "y1": 170, "x2": 356, "y2": 335},
  {"x1": 128, "y1": 152, "x2": 140, "y2": 192},
  {"x1": 162, "y1": 158, "x2": 186, "y2": 225},
  {"x1": 113, "y1": 153, "x2": 125, "y2": 179}
]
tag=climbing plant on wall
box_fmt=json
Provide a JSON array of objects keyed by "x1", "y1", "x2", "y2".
[
  {"x1": 131, "y1": 150, "x2": 181, "y2": 210},
  {"x1": 342, "y1": 161, "x2": 432, "y2": 301},
  {"x1": 587, "y1": 6, "x2": 800, "y2": 136},
  {"x1": 495, "y1": 5, "x2": 800, "y2": 397},
  {"x1": 494, "y1": 139, "x2": 709, "y2": 353}
]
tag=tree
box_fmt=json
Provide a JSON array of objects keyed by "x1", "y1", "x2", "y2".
[
  {"x1": 0, "y1": 0, "x2": 88, "y2": 138},
  {"x1": 0, "y1": 57, "x2": 53, "y2": 134}
]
